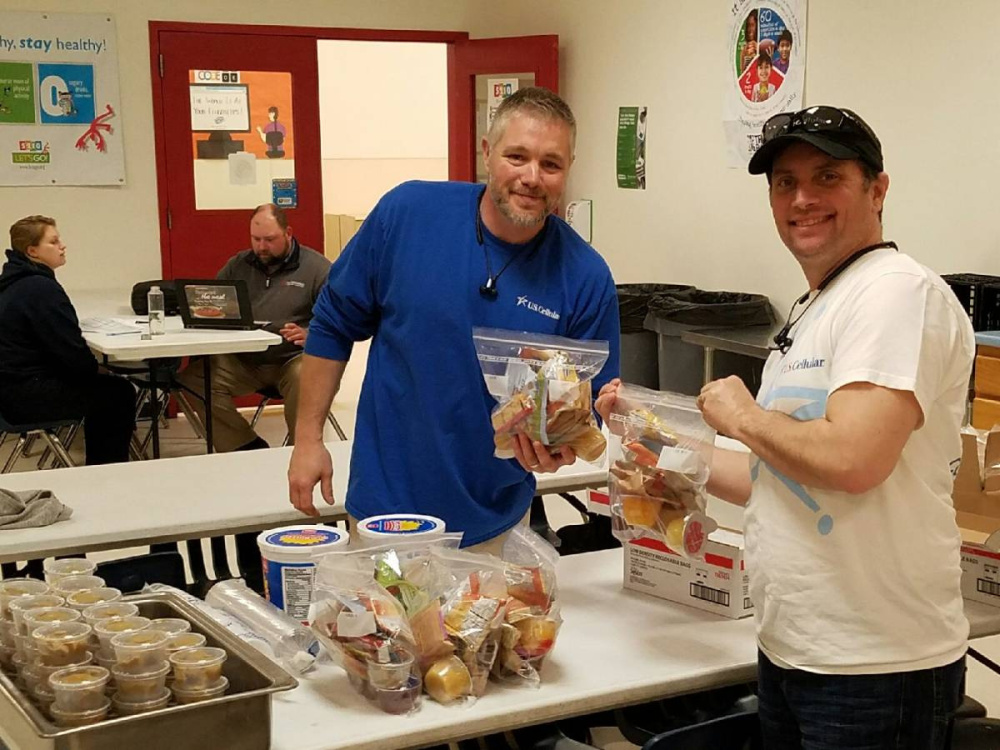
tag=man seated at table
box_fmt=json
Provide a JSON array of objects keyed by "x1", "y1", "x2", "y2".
[{"x1": 179, "y1": 203, "x2": 330, "y2": 451}]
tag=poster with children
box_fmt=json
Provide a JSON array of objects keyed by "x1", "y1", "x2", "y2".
[
  {"x1": 723, "y1": 0, "x2": 806, "y2": 168},
  {"x1": 0, "y1": 12, "x2": 124, "y2": 185}
]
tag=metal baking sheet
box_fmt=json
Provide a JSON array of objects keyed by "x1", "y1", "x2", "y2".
[{"x1": 0, "y1": 591, "x2": 297, "y2": 750}]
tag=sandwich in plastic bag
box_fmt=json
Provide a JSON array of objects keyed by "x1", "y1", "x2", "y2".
[
  {"x1": 608, "y1": 384, "x2": 718, "y2": 559},
  {"x1": 493, "y1": 526, "x2": 562, "y2": 687},
  {"x1": 473, "y1": 327, "x2": 609, "y2": 463}
]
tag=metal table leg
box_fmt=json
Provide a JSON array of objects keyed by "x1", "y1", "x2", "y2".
[
  {"x1": 203, "y1": 358, "x2": 214, "y2": 454},
  {"x1": 703, "y1": 346, "x2": 716, "y2": 386},
  {"x1": 148, "y1": 361, "x2": 161, "y2": 459}
]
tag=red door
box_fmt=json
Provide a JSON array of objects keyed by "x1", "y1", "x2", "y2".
[
  {"x1": 153, "y1": 30, "x2": 323, "y2": 279},
  {"x1": 447, "y1": 35, "x2": 559, "y2": 182}
]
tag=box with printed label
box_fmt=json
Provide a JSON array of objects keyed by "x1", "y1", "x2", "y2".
[
  {"x1": 960, "y1": 542, "x2": 1000, "y2": 609},
  {"x1": 623, "y1": 527, "x2": 752, "y2": 619}
]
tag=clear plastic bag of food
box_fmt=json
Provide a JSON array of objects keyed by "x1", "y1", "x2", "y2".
[
  {"x1": 492, "y1": 526, "x2": 562, "y2": 687},
  {"x1": 608, "y1": 384, "x2": 718, "y2": 560},
  {"x1": 309, "y1": 536, "x2": 461, "y2": 714},
  {"x1": 473, "y1": 327, "x2": 610, "y2": 463},
  {"x1": 431, "y1": 548, "x2": 510, "y2": 699}
]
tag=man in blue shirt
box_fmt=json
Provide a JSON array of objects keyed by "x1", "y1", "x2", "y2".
[{"x1": 287, "y1": 87, "x2": 620, "y2": 549}]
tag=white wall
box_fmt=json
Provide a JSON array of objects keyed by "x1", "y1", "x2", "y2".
[
  {"x1": 0, "y1": 0, "x2": 480, "y2": 292},
  {"x1": 475, "y1": 0, "x2": 1000, "y2": 311},
  {"x1": 318, "y1": 40, "x2": 448, "y2": 216},
  {"x1": 7, "y1": 0, "x2": 1000, "y2": 310}
]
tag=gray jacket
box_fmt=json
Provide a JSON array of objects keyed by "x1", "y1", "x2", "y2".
[{"x1": 218, "y1": 239, "x2": 330, "y2": 365}]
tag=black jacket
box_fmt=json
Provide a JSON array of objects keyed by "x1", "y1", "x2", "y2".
[{"x1": 0, "y1": 249, "x2": 98, "y2": 383}]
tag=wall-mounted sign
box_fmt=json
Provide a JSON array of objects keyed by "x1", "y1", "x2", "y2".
[
  {"x1": 189, "y1": 84, "x2": 250, "y2": 132},
  {"x1": 0, "y1": 11, "x2": 124, "y2": 186}
]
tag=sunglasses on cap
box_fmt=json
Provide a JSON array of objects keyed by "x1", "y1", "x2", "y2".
[{"x1": 761, "y1": 105, "x2": 880, "y2": 147}]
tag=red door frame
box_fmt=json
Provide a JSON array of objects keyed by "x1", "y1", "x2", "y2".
[
  {"x1": 447, "y1": 35, "x2": 559, "y2": 180},
  {"x1": 148, "y1": 22, "x2": 469, "y2": 278}
]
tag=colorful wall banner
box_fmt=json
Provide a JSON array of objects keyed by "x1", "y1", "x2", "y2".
[
  {"x1": 486, "y1": 78, "x2": 519, "y2": 132},
  {"x1": 0, "y1": 12, "x2": 124, "y2": 186},
  {"x1": 617, "y1": 106, "x2": 647, "y2": 190},
  {"x1": 723, "y1": 0, "x2": 807, "y2": 168}
]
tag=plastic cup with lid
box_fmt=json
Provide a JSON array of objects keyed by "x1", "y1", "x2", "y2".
[
  {"x1": 0, "y1": 578, "x2": 50, "y2": 619},
  {"x1": 51, "y1": 575, "x2": 105, "y2": 597},
  {"x1": 113, "y1": 685, "x2": 171, "y2": 715},
  {"x1": 49, "y1": 665, "x2": 110, "y2": 713},
  {"x1": 111, "y1": 661, "x2": 170, "y2": 702},
  {"x1": 65, "y1": 587, "x2": 121, "y2": 612},
  {"x1": 81, "y1": 601, "x2": 139, "y2": 627},
  {"x1": 172, "y1": 674, "x2": 228, "y2": 704},
  {"x1": 169, "y1": 646, "x2": 227, "y2": 691},
  {"x1": 50, "y1": 696, "x2": 110, "y2": 727},
  {"x1": 8, "y1": 594, "x2": 65, "y2": 636},
  {"x1": 43, "y1": 559, "x2": 97, "y2": 585},
  {"x1": 32, "y1": 622, "x2": 92, "y2": 667},
  {"x1": 111, "y1": 629, "x2": 170, "y2": 674},
  {"x1": 149, "y1": 618, "x2": 190, "y2": 636}
]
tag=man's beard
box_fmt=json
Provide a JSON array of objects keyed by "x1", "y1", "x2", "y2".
[
  {"x1": 488, "y1": 178, "x2": 552, "y2": 229},
  {"x1": 256, "y1": 238, "x2": 290, "y2": 266}
]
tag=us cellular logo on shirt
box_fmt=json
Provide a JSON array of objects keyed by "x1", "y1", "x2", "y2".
[
  {"x1": 780, "y1": 357, "x2": 825, "y2": 374},
  {"x1": 516, "y1": 295, "x2": 560, "y2": 321}
]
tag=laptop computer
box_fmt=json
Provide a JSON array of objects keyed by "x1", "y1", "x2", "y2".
[{"x1": 175, "y1": 279, "x2": 256, "y2": 330}]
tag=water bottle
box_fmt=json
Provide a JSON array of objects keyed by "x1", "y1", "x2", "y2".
[{"x1": 147, "y1": 285, "x2": 165, "y2": 335}]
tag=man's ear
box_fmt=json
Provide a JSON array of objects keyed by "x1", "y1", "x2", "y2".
[
  {"x1": 871, "y1": 172, "x2": 890, "y2": 213},
  {"x1": 480, "y1": 136, "x2": 491, "y2": 174}
]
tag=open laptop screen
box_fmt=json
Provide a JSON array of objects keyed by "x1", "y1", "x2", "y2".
[{"x1": 175, "y1": 279, "x2": 255, "y2": 330}]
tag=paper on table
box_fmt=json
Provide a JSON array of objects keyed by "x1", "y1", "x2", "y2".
[{"x1": 79, "y1": 317, "x2": 143, "y2": 335}]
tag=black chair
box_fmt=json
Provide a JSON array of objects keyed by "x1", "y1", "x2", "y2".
[
  {"x1": 94, "y1": 551, "x2": 187, "y2": 594},
  {"x1": 249, "y1": 385, "x2": 347, "y2": 443},
  {"x1": 642, "y1": 710, "x2": 762, "y2": 750},
  {"x1": 0, "y1": 410, "x2": 79, "y2": 474}
]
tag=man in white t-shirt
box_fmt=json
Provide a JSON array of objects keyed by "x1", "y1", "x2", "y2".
[{"x1": 600, "y1": 107, "x2": 973, "y2": 749}]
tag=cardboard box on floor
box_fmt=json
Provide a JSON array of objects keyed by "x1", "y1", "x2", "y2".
[{"x1": 952, "y1": 430, "x2": 1000, "y2": 609}]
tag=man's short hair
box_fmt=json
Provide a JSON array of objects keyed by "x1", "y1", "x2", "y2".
[
  {"x1": 778, "y1": 29, "x2": 793, "y2": 46},
  {"x1": 9, "y1": 215, "x2": 56, "y2": 254},
  {"x1": 252, "y1": 203, "x2": 288, "y2": 230},
  {"x1": 486, "y1": 86, "x2": 576, "y2": 151}
]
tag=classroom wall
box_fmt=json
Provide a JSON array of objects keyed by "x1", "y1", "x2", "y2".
[
  {"x1": 477, "y1": 0, "x2": 1000, "y2": 311},
  {"x1": 4, "y1": 1, "x2": 998, "y2": 312},
  {"x1": 0, "y1": 0, "x2": 479, "y2": 292},
  {"x1": 318, "y1": 40, "x2": 447, "y2": 217}
]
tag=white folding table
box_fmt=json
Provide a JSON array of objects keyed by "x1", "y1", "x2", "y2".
[
  {"x1": 70, "y1": 289, "x2": 280, "y2": 458},
  {"x1": 268, "y1": 547, "x2": 1000, "y2": 750}
]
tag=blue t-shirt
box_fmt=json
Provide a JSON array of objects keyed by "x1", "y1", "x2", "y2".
[{"x1": 306, "y1": 181, "x2": 620, "y2": 546}]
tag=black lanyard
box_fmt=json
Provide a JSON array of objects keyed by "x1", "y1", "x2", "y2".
[
  {"x1": 476, "y1": 188, "x2": 548, "y2": 300},
  {"x1": 772, "y1": 241, "x2": 898, "y2": 354}
]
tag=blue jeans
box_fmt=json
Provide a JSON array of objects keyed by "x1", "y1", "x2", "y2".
[{"x1": 757, "y1": 650, "x2": 965, "y2": 750}]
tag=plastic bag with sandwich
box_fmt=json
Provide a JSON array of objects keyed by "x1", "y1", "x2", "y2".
[
  {"x1": 473, "y1": 327, "x2": 610, "y2": 464},
  {"x1": 308, "y1": 535, "x2": 461, "y2": 714},
  {"x1": 608, "y1": 384, "x2": 718, "y2": 560},
  {"x1": 492, "y1": 526, "x2": 562, "y2": 688}
]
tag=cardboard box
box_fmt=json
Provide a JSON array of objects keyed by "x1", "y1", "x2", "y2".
[
  {"x1": 960, "y1": 542, "x2": 1000, "y2": 609},
  {"x1": 952, "y1": 430, "x2": 1000, "y2": 535},
  {"x1": 623, "y1": 527, "x2": 753, "y2": 619}
]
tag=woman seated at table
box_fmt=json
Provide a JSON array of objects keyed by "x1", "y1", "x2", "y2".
[{"x1": 0, "y1": 215, "x2": 135, "y2": 465}]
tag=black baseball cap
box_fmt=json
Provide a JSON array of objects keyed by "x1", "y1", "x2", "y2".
[{"x1": 748, "y1": 105, "x2": 884, "y2": 176}]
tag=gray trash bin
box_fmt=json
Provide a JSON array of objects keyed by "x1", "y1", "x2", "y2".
[
  {"x1": 616, "y1": 283, "x2": 692, "y2": 389},
  {"x1": 644, "y1": 289, "x2": 775, "y2": 396}
]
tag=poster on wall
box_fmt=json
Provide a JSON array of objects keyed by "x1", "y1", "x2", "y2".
[
  {"x1": 486, "y1": 78, "x2": 519, "y2": 131},
  {"x1": 723, "y1": 0, "x2": 807, "y2": 168},
  {"x1": 0, "y1": 12, "x2": 124, "y2": 186},
  {"x1": 616, "y1": 106, "x2": 647, "y2": 190}
]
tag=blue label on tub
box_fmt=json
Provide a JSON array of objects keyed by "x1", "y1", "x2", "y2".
[
  {"x1": 364, "y1": 518, "x2": 437, "y2": 534},
  {"x1": 264, "y1": 528, "x2": 343, "y2": 548}
]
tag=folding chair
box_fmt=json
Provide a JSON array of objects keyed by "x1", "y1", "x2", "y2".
[{"x1": 0, "y1": 410, "x2": 79, "y2": 474}]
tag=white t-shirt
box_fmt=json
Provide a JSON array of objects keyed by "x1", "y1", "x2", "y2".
[{"x1": 747, "y1": 248, "x2": 973, "y2": 674}]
